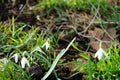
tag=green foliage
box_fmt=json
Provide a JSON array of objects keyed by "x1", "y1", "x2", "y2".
[
  {"x1": 41, "y1": 37, "x2": 76, "y2": 80},
  {"x1": 70, "y1": 44, "x2": 120, "y2": 79},
  {"x1": 36, "y1": 0, "x2": 108, "y2": 12},
  {"x1": 0, "y1": 0, "x2": 119, "y2": 79},
  {"x1": 0, "y1": 61, "x2": 31, "y2": 80},
  {"x1": 0, "y1": 20, "x2": 59, "y2": 79}
]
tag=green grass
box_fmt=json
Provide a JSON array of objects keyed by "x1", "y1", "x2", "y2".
[
  {"x1": 0, "y1": 22, "x2": 59, "y2": 79},
  {"x1": 0, "y1": 22, "x2": 75, "y2": 79},
  {"x1": 70, "y1": 43, "x2": 120, "y2": 79},
  {"x1": 0, "y1": 61, "x2": 31, "y2": 80},
  {"x1": 36, "y1": 0, "x2": 108, "y2": 10},
  {"x1": 0, "y1": 0, "x2": 120, "y2": 79}
]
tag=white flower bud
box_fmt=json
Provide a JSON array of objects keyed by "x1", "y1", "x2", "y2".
[
  {"x1": 42, "y1": 41, "x2": 50, "y2": 50},
  {"x1": 21, "y1": 57, "x2": 30, "y2": 68},
  {"x1": 12, "y1": 53, "x2": 19, "y2": 63},
  {"x1": 3, "y1": 58, "x2": 8, "y2": 64}
]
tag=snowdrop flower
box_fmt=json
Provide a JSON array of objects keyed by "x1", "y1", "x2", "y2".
[
  {"x1": 94, "y1": 48, "x2": 108, "y2": 60},
  {"x1": 3, "y1": 58, "x2": 8, "y2": 64},
  {"x1": 12, "y1": 53, "x2": 19, "y2": 63},
  {"x1": 42, "y1": 41, "x2": 50, "y2": 50},
  {"x1": 0, "y1": 58, "x2": 8, "y2": 71},
  {"x1": 94, "y1": 42, "x2": 108, "y2": 60},
  {"x1": 21, "y1": 57, "x2": 30, "y2": 68}
]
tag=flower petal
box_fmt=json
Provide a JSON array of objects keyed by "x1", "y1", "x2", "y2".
[
  {"x1": 94, "y1": 48, "x2": 108, "y2": 60},
  {"x1": 21, "y1": 57, "x2": 30, "y2": 68},
  {"x1": 3, "y1": 58, "x2": 8, "y2": 64},
  {"x1": 12, "y1": 53, "x2": 19, "y2": 63},
  {"x1": 101, "y1": 48, "x2": 108, "y2": 57},
  {"x1": 21, "y1": 57, "x2": 26, "y2": 68},
  {"x1": 42, "y1": 41, "x2": 50, "y2": 50},
  {"x1": 95, "y1": 48, "x2": 103, "y2": 60}
]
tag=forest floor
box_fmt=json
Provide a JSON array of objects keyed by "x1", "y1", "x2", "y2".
[{"x1": 0, "y1": 0, "x2": 120, "y2": 80}]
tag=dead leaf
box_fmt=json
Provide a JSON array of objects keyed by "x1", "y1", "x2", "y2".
[
  {"x1": 88, "y1": 27, "x2": 103, "y2": 39},
  {"x1": 103, "y1": 27, "x2": 116, "y2": 40},
  {"x1": 90, "y1": 40, "x2": 111, "y2": 50},
  {"x1": 90, "y1": 27, "x2": 117, "y2": 50}
]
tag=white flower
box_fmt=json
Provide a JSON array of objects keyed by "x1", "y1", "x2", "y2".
[
  {"x1": 42, "y1": 41, "x2": 50, "y2": 50},
  {"x1": 12, "y1": 53, "x2": 19, "y2": 63},
  {"x1": 21, "y1": 57, "x2": 30, "y2": 68},
  {"x1": 94, "y1": 48, "x2": 108, "y2": 60},
  {"x1": 3, "y1": 58, "x2": 8, "y2": 64}
]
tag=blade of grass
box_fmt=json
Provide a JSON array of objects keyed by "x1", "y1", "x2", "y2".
[
  {"x1": 41, "y1": 37, "x2": 76, "y2": 80},
  {"x1": 88, "y1": 56, "x2": 92, "y2": 80},
  {"x1": 11, "y1": 16, "x2": 15, "y2": 37}
]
